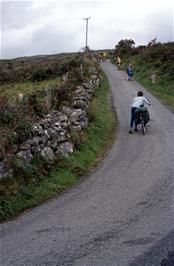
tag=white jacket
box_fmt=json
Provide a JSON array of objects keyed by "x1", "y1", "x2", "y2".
[{"x1": 131, "y1": 96, "x2": 150, "y2": 108}]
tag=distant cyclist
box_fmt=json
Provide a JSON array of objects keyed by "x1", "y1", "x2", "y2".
[
  {"x1": 116, "y1": 56, "x2": 121, "y2": 70},
  {"x1": 129, "y1": 91, "x2": 151, "y2": 134}
]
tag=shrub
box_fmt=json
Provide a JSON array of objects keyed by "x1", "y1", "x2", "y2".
[
  {"x1": 0, "y1": 107, "x2": 14, "y2": 124},
  {"x1": 32, "y1": 69, "x2": 47, "y2": 82}
]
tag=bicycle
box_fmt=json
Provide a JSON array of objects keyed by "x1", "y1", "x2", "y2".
[
  {"x1": 135, "y1": 109, "x2": 149, "y2": 135},
  {"x1": 139, "y1": 112, "x2": 146, "y2": 135},
  {"x1": 116, "y1": 62, "x2": 121, "y2": 70}
]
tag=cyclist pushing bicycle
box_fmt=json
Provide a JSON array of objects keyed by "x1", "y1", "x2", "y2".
[{"x1": 129, "y1": 91, "x2": 151, "y2": 134}]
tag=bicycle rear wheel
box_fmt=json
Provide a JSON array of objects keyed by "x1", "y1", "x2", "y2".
[{"x1": 141, "y1": 119, "x2": 146, "y2": 135}]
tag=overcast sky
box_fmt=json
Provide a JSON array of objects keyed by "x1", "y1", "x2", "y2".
[{"x1": 1, "y1": 0, "x2": 174, "y2": 59}]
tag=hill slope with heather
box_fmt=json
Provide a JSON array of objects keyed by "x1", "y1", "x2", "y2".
[{"x1": 114, "y1": 39, "x2": 174, "y2": 110}]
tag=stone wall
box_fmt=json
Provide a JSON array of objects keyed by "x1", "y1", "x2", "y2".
[{"x1": 0, "y1": 66, "x2": 100, "y2": 179}]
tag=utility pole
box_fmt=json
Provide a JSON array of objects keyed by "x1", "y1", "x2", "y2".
[{"x1": 83, "y1": 17, "x2": 91, "y2": 51}]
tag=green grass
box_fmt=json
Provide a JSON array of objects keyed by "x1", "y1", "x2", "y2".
[
  {"x1": 135, "y1": 77, "x2": 174, "y2": 109},
  {"x1": 0, "y1": 71, "x2": 116, "y2": 222},
  {"x1": 134, "y1": 74, "x2": 174, "y2": 111},
  {"x1": 122, "y1": 55, "x2": 174, "y2": 111},
  {"x1": 0, "y1": 77, "x2": 61, "y2": 98}
]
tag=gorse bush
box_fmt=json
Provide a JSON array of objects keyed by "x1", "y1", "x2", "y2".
[
  {"x1": 32, "y1": 68, "x2": 48, "y2": 82},
  {"x1": 145, "y1": 40, "x2": 174, "y2": 61},
  {"x1": 115, "y1": 39, "x2": 135, "y2": 56}
]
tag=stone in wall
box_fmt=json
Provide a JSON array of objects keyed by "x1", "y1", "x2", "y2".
[
  {"x1": 41, "y1": 147, "x2": 55, "y2": 161},
  {"x1": 55, "y1": 142, "x2": 74, "y2": 157},
  {"x1": 16, "y1": 150, "x2": 33, "y2": 163}
]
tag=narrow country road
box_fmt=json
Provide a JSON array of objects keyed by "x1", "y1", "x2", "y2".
[{"x1": 1, "y1": 62, "x2": 174, "y2": 266}]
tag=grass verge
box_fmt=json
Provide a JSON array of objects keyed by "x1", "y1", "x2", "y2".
[
  {"x1": 0, "y1": 71, "x2": 117, "y2": 222},
  {"x1": 124, "y1": 55, "x2": 174, "y2": 111},
  {"x1": 134, "y1": 76, "x2": 174, "y2": 111}
]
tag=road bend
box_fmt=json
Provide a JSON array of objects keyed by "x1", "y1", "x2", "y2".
[{"x1": 1, "y1": 61, "x2": 174, "y2": 266}]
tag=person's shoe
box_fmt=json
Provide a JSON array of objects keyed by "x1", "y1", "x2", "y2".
[
  {"x1": 134, "y1": 126, "x2": 138, "y2": 132},
  {"x1": 128, "y1": 129, "x2": 133, "y2": 134}
]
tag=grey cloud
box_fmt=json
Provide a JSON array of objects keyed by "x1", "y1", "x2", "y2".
[
  {"x1": 2, "y1": 1, "x2": 33, "y2": 30},
  {"x1": 1, "y1": 1, "x2": 51, "y2": 31},
  {"x1": 146, "y1": 9, "x2": 173, "y2": 42},
  {"x1": 1, "y1": 0, "x2": 173, "y2": 59},
  {"x1": 32, "y1": 23, "x2": 78, "y2": 52},
  {"x1": 2, "y1": 22, "x2": 81, "y2": 58},
  {"x1": 2, "y1": 37, "x2": 33, "y2": 59}
]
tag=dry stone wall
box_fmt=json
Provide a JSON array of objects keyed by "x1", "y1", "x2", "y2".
[{"x1": 0, "y1": 67, "x2": 100, "y2": 179}]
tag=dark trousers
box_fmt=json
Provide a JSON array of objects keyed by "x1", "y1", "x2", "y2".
[{"x1": 130, "y1": 107, "x2": 137, "y2": 128}]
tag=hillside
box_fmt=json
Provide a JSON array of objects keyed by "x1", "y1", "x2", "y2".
[{"x1": 114, "y1": 39, "x2": 174, "y2": 110}]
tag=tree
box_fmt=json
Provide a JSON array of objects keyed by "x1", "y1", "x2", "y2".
[{"x1": 115, "y1": 39, "x2": 135, "y2": 56}]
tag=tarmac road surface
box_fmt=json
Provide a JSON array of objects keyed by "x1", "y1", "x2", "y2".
[{"x1": 1, "y1": 61, "x2": 174, "y2": 266}]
